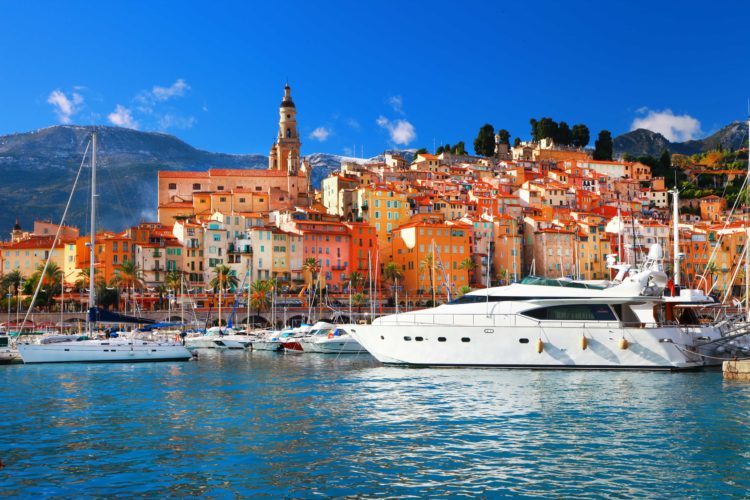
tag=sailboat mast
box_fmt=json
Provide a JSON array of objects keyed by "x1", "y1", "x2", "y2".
[
  {"x1": 672, "y1": 187, "x2": 680, "y2": 287},
  {"x1": 746, "y1": 115, "x2": 750, "y2": 321},
  {"x1": 88, "y1": 132, "x2": 97, "y2": 334}
]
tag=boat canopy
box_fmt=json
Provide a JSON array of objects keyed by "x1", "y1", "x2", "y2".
[{"x1": 88, "y1": 307, "x2": 156, "y2": 324}]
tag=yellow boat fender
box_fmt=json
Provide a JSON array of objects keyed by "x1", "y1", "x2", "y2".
[
  {"x1": 536, "y1": 338, "x2": 544, "y2": 354},
  {"x1": 619, "y1": 338, "x2": 629, "y2": 350},
  {"x1": 581, "y1": 335, "x2": 588, "y2": 351}
]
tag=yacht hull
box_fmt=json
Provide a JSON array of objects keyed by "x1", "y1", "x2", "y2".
[
  {"x1": 252, "y1": 341, "x2": 284, "y2": 352},
  {"x1": 18, "y1": 341, "x2": 192, "y2": 364},
  {"x1": 345, "y1": 323, "x2": 712, "y2": 370},
  {"x1": 312, "y1": 336, "x2": 365, "y2": 354},
  {"x1": 185, "y1": 336, "x2": 245, "y2": 349}
]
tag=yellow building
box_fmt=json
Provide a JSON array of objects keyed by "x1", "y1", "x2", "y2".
[
  {"x1": 0, "y1": 236, "x2": 79, "y2": 284},
  {"x1": 355, "y1": 186, "x2": 411, "y2": 245}
]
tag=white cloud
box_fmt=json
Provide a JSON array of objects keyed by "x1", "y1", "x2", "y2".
[
  {"x1": 346, "y1": 118, "x2": 361, "y2": 130},
  {"x1": 107, "y1": 104, "x2": 138, "y2": 129},
  {"x1": 152, "y1": 79, "x2": 190, "y2": 101},
  {"x1": 158, "y1": 113, "x2": 196, "y2": 130},
  {"x1": 47, "y1": 89, "x2": 84, "y2": 124},
  {"x1": 631, "y1": 108, "x2": 702, "y2": 142},
  {"x1": 309, "y1": 126, "x2": 331, "y2": 141},
  {"x1": 387, "y1": 95, "x2": 404, "y2": 114},
  {"x1": 376, "y1": 115, "x2": 416, "y2": 145}
]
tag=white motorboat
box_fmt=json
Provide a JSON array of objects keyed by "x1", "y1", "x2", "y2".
[
  {"x1": 298, "y1": 322, "x2": 335, "y2": 352},
  {"x1": 251, "y1": 329, "x2": 290, "y2": 352},
  {"x1": 185, "y1": 327, "x2": 246, "y2": 350},
  {"x1": 16, "y1": 134, "x2": 192, "y2": 365},
  {"x1": 311, "y1": 328, "x2": 365, "y2": 354},
  {"x1": 345, "y1": 247, "x2": 728, "y2": 370}
]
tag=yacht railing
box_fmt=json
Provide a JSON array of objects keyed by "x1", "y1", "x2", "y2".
[{"x1": 374, "y1": 313, "x2": 670, "y2": 330}]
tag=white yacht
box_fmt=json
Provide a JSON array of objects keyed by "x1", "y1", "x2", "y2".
[
  {"x1": 250, "y1": 329, "x2": 287, "y2": 352},
  {"x1": 0, "y1": 333, "x2": 22, "y2": 364},
  {"x1": 185, "y1": 327, "x2": 247, "y2": 350},
  {"x1": 300, "y1": 323, "x2": 366, "y2": 354},
  {"x1": 16, "y1": 133, "x2": 191, "y2": 365},
  {"x1": 19, "y1": 335, "x2": 192, "y2": 364},
  {"x1": 344, "y1": 251, "x2": 728, "y2": 370}
]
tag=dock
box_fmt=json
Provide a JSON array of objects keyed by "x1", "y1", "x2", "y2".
[{"x1": 723, "y1": 360, "x2": 750, "y2": 380}]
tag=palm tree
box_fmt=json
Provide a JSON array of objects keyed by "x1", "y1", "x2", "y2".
[
  {"x1": 458, "y1": 257, "x2": 477, "y2": 286},
  {"x1": 496, "y1": 268, "x2": 508, "y2": 286},
  {"x1": 352, "y1": 292, "x2": 366, "y2": 317},
  {"x1": 165, "y1": 270, "x2": 182, "y2": 292},
  {"x1": 210, "y1": 264, "x2": 238, "y2": 326},
  {"x1": 302, "y1": 257, "x2": 321, "y2": 304},
  {"x1": 33, "y1": 262, "x2": 62, "y2": 310},
  {"x1": 382, "y1": 262, "x2": 403, "y2": 299},
  {"x1": 250, "y1": 280, "x2": 273, "y2": 313},
  {"x1": 457, "y1": 285, "x2": 472, "y2": 297},
  {"x1": 703, "y1": 262, "x2": 718, "y2": 294},
  {"x1": 347, "y1": 271, "x2": 365, "y2": 293},
  {"x1": 419, "y1": 253, "x2": 435, "y2": 303},
  {"x1": 114, "y1": 260, "x2": 144, "y2": 313}
]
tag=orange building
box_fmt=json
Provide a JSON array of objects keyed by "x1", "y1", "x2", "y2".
[
  {"x1": 391, "y1": 220, "x2": 472, "y2": 298},
  {"x1": 344, "y1": 221, "x2": 380, "y2": 278},
  {"x1": 76, "y1": 232, "x2": 134, "y2": 284}
]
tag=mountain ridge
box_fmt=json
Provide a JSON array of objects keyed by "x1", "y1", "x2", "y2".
[{"x1": 0, "y1": 125, "x2": 392, "y2": 232}]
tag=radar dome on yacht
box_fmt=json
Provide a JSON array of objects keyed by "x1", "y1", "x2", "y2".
[{"x1": 647, "y1": 244, "x2": 664, "y2": 260}]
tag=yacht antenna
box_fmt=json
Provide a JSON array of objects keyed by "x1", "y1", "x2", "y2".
[{"x1": 88, "y1": 132, "x2": 97, "y2": 336}]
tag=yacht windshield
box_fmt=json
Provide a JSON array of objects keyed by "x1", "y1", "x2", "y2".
[{"x1": 520, "y1": 276, "x2": 606, "y2": 290}]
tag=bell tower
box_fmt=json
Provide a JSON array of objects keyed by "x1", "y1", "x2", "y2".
[{"x1": 269, "y1": 83, "x2": 301, "y2": 172}]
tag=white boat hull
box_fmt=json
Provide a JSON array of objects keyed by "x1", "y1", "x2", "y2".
[
  {"x1": 312, "y1": 336, "x2": 365, "y2": 354},
  {"x1": 345, "y1": 322, "x2": 714, "y2": 370},
  {"x1": 18, "y1": 340, "x2": 192, "y2": 364},
  {"x1": 251, "y1": 341, "x2": 284, "y2": 352},
  {"x1": 185, "y1": 336, "x2": 245, "y2": 350}
]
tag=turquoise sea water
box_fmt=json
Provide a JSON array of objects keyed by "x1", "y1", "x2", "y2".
[{"x1": 2, "y1": 351, "x2": 750, "y2": 498}]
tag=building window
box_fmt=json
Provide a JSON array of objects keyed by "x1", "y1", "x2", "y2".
[
  {"x1": 193, "y1": 183, "x2": 201, "y2": 190},
  {"x1": 168, "y1": 183, "x2": 177, "y2": 189}
]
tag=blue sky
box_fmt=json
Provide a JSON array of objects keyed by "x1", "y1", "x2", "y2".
[{"x1": 1, "y1": 1, "x2": 748, "y2": 157}]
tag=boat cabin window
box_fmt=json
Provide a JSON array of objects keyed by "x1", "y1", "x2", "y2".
[
  {"x1": 523, "y1": 304, "x2": 617, "y2": 322},
  {"x1": 0, "y1": 337, "x2": 7, "y2": 348}
]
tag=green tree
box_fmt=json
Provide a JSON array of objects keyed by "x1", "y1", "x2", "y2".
[
  {"x1": 452, "y1": 141, "x2": 466, "y2": 155},
  {"x1": 556, "y1": 121, "x2": 572, "y2": 145},
  {"x1": 529, "y1": 118, "x2": 539, "y2": 142},
  {"x1": 209, "y1": 264, "x2": 238, "y2": 292},
  {"x1": 165, "y1": 270, "x2": 182, "y2": 291},
  {"x1": 302, "y1": 257, "x2": 321, "y2": 302},
  {"x1": 413, "y1": 148, "x2": 429, "y2": 158},
  {"x1": 352, "y1": 292, "x2": 366, "y2": 315},
  {"x1": 473, "y1": 123, "x2": 496, "y2": 157},
  {"x1": 536, "y1": 117, "x2": 559, "y2": 141},
  {"x1": 114, "y1": 260, "x2": 144, "y2": 312},
  {"x1": 659, "y1": 149, "x2": 672, "y2": 171},
  {"x1": 497, "y1": 129, "x2": 511, "y2": 146},
  {"x1": 458, "y1": 257, "x2": 477, "y2": 286},
  {"x1": 457, "y1": 285, "x2": 472, "y2": 297},
  {"x1": 571, "y1": 124, "x2": 590, "y2": 148},
  {"x1": 513, "y1": 137, "x2": 521, "y2": 147},
  {"x1": 250, "y1": 279, "x2": 273, "y2": 313},
  {"x1": 622, "y1": 153, "x2": 637, "y2": 162},
  {"x1": 347, "y1": 271, "x2": 365, "y2": 292},
  {"x1": 593, "y1": 130, "x2": 613, "y2": 161},
  {"x1": 382, "y1": 261, "x2": 403, "y2": 298}
]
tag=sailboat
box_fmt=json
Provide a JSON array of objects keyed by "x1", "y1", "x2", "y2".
[{"x1": 17, "y1": 132, "x2": 192, "y2": 363}]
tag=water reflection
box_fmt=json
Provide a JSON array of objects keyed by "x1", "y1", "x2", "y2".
[{"x1": 2, "y1": 355, "x2": 750, "y2": 497}]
